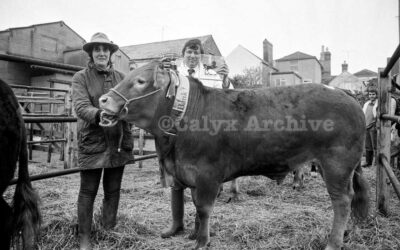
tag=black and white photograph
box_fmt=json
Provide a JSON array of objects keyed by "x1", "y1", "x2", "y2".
[{"x1": 0, "y1": 0, "x2": 399, "y2": 249}]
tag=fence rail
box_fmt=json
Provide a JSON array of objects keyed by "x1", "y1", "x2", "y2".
[
  {"x1": 9, "y1": 153, "x2": 158, "y2": 185},
  {"x1": 381, "y1": 43, "x2": 400, "y2": 77},
  {"x1": 23, "y1": 116, "x2": 77, "y2": 123}
]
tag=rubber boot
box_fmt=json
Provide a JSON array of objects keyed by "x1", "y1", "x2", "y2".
[
  {"x1": 77, "y1": 196, "x2": 94, "y2": 250},
  {"x1": 101, "y1": 194, "x2": 120, "y2": 230},
  {"x1": 161, "y1": 188, "x2": 184, "y2": 238},
  {"x1": 362, "y1": 150, "x2": 373, "y2": 168}
]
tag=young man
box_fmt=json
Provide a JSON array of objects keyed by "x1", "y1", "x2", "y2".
[
  {"x1": 362, "y1": 87, "x2": 396, "y2": 168},
  {"x1": 177, "y1": 39, "x2": 232, "y2": 89},
  {"x1": 362, "y1": 88, "x2": 378, "y2": 168},
  {"x1": 160, "y1": 39, "x2": 235, "y2": 239}
]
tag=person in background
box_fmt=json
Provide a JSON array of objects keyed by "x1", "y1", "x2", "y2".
[
  {"x1": 72, "y1": 32, "x2": 134, "y2": 250},
  {"x1": 362, "y1": 87, "x2": 396, "y2": 168}
]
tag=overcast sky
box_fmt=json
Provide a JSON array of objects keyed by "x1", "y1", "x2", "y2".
[{"x1": 0, "y1": 0, "x2": 398, "y2": 75}]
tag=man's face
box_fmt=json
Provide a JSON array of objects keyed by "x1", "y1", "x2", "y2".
[
  {"x1": 369, "y1": 92, "x2": 377, "y2": 101},
  {"x1": 183, "y1": 46, "x2": 201, "y2": 69}
]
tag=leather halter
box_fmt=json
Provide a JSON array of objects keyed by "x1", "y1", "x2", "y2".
[{"x1": 108, "y1": 64, "x2": 176, "y2": 118}]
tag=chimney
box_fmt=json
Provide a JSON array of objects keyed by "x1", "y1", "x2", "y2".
[
  {"x1": 263, "y1": 39, "x2": 273, "y2": 65},
  {"x1": 342, "y1": 61, "x2": 348, "y2": 72},
  {"x1": 320, "y1": 45, "x2": 331, "y2": 78},
  {"x1": 320, "y1": 45, "x2": 325, "y2": 60}
]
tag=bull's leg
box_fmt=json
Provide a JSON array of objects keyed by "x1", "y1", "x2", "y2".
[
  {"x1": 229, "y1": 178, "x2": 240, "y2": 200},
  {"x1": 320, "y1": 158, "x2": 355, "y2": 250},
  {"x1": 292, "y1": 166, "x2": 305, "y2": 189},
  {"x1": 161, "y1": 187, "x2": 185, "y2": 238},
  {"x1": 191, "y1": 179, "x2": 220, "y2": 250},
  {"x1": 188, "y1": 212, "x2": 199, "y2": 240}
]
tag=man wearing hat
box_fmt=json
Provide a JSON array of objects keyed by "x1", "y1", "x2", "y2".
[{"x1": 72, "y1": 32, "x2": 134, "y2": 250}]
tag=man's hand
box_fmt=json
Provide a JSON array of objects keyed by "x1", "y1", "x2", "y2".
[
  {"x1": 216, "y1": 63, "x2": 231, "y2": 89},
  {"x1": 216, "y1": 63, "x2": 229, "y2": 77}
]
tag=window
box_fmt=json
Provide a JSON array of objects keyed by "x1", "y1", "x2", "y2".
[
  {"x1": 290, "y1": 61, "x2": 298, "y2": 72},
  {"x1": 275, "y1": 78, "x2": 287, "y2": 86}
]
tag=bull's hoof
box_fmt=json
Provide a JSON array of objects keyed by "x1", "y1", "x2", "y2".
[
  {"x1": 193, "y1": 240, "x2": 211, "y2": 250},
  {"x1": 188, "y1": 230, "x2": 197, "y2": 240},
  {"x1": 189, "y1": 229, "x2": 216, "y2": 240},
  {"x1": 160, "y1": 225, "x2": 184, "y2": 238},
  {"x1": 292, "y1": 184, "x2": 304, "y2": 190}
]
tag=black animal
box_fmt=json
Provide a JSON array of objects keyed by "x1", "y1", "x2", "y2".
[{"x1": 0, "y1": 79, "x2": 41, "y2": 249}]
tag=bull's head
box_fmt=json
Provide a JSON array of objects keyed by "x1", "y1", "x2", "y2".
[{"x1": 99, "y1": 60, "x2": 178, "y2": 129}]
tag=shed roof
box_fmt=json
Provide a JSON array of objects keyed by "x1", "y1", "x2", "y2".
[
  {"x1": 121, "y1": 35, "x2": 219, "y2": 60},
  {"x1": 0, "y1": 20, "x2": 86, "y2": 43}
]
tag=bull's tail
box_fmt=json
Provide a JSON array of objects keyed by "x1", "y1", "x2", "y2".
[
  {"x1": 351, "y1": 163, "x2": 369, "y2": 221},
  {"x1": 12, "y1": 114, "x2": 41, "y2": 249}
]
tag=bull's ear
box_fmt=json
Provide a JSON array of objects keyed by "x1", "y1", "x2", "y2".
[{"x1": 154, "y1": 66, "x2": 170, "y2": 89}]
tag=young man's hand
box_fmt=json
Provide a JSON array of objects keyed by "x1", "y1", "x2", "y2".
[{"x1": 216, "y1": 63, "x2": 229, "y2": 77}]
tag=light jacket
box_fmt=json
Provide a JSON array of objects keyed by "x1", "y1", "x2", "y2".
[
  {"x1": 72, "y1": 65, "x2": 134, "y2": 169},
  {"x1": 362, "y1": 98, "x2": 396, "y2": 118}
]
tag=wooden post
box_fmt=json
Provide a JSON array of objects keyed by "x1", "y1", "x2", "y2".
[
  {"x1": 376, "y1": 68, "x2": 391, "y2": 215},
  {"x1": 29, "y1": 123, "x2": 33, "y2": 160},
  {"x1": 138, "y1": 129, "x2": 145, "y2": 168},
  {"x1": 381, "y1": 155, "x2": 400, "y2": 200},
  {"x1": 64, "y1": 90, "x2": 77, "y2": 169}
]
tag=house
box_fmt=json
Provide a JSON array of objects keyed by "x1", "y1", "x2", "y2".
[
  {"x1": 225, "y1": 41, "x2": 278, "y2": 87},
  {"x1": 0, "y1": 21, "x2": 130, "y2": 88},
  {"x1": 275, "y1": 51, "x2": 323, "y2": 84},
  {"x1": 354, "y1": 69, "x2": 378, "y2": 86},
  {"x1": 327, "y1": 61, "x2": 365, "y2": 92},
  {"x1": 226, "y1": 39, "x2": 313, "y2": 87},
  {"x1": 271, "y1": 71, "x2": 303, "y2": 87},
  {"x1": 121, "y1": 35, "x2": 222, "y2": 70}
]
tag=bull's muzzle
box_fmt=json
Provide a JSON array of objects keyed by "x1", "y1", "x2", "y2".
[{"x1": 98, "y1": 95, "x2": 120, "y2": 127}]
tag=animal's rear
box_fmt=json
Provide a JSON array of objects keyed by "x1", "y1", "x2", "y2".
[
  {"x1": 12, "y1": 111, "x2": 41, "y2": 248},
  {"x1": 0, "y1": 79, "x2": 41, "y2": 248}
]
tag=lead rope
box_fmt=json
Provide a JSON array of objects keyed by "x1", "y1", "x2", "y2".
[{"x1": 118, "y1": 122, "x2": 123, "y2": 153}]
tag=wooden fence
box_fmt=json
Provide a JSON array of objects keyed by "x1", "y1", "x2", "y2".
[{"x1": 376, "y1": 44, "x2": 400, "y2": 215}]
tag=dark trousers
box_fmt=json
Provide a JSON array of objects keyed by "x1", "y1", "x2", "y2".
[
  {"x1": 365, "y1": 127, "x2": 377, "y2": 152},
  {"x1": 365, "y1": 127, "x2": 377, "y2": 166},
  {"x1": 77, "y1": 166, "x2": 125, "y2": 237}
]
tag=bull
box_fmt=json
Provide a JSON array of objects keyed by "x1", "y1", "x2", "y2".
[
  {"x1": 98, "y1": 61, "x2": 369, "y2": 250},
  {"x1": 0, "y1": 79, "x2": 41, "y2": 249}
]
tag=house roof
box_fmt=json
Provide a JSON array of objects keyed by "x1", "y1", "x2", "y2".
[
  {"x1": 276, "y1": 51, "x2": 323, "y2": 69},
  {"x1": 121, "y1": 35, "x2": 219, "y2": 60},
  {"x1": 321, "y1": 76, "x2": 336, "y2": 85},
  {"x1": 353, "y1": 69, "x2": 378, "y2": 77},
  {"x1": 0, "y1": 20, "x2": 86, "y2": 43},
  {"x1": 276, "y1": 51, "x2": 316, "y2": 61},
  {"x1": 235, "y1": 45, "x2": 278, "y2": 70},
  {"x1": 328, "y1": 71, "x2": 364, "y2": 91},
  {"x1": 272, "y1": 71, "x2": 302, "y2": 79}
]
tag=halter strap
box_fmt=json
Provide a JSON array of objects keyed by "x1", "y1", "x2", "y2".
[{"x1": 109, "y1": 88, "x2": 162, "y2": 104}]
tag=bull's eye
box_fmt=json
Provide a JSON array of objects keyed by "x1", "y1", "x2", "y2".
[{"x1": 137, "y1": 78, "x2": 146, "y2": 85}]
